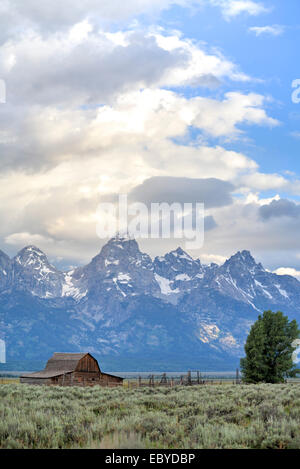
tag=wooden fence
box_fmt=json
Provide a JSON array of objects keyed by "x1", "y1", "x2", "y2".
[
  {"x1": 0, "y1": 370, "x2": 242, "y2": 387},
  {"x1": 123, "y1": 369, "x2": 242, "y2": 388}
]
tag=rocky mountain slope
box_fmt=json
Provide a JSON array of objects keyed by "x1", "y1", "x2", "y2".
[{"x1": 1, "y1": 236, "x2": 300, "y2": 371}]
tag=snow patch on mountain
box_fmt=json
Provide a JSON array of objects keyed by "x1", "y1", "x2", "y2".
[
  {"x1": 275, "y1": 284, "x2": 289, "y2": 299},
  {"x1": 198, "y1": 324, "x2": 220, "y2": 343},
  {"x1": 155, "y1": 274, "x2": 179, "y2": 295},
  {"x1": 175, "y1": 274, "x2": 191, "y2": 281},
  {"x1": 62, "y1": 271, "x2": 87, "y2": 300}
]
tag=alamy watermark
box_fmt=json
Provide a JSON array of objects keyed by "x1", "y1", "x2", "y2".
[
  {"x1": 0, "y1": 79, "x2": 6, "y2": 104},
  {"x1": 96, "y1": 194, "x2": 205, "y2": 250},
  {"x1": 292, "y1": 79, "x2": 300, "y2": 104}
]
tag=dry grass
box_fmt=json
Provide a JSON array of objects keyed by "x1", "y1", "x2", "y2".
[
  {"x1": 1, "y1": 383, "x2": 300, "y2": 449},
  {"x1": 0, "y1": 378, "x2": 20, "y2": 385}
]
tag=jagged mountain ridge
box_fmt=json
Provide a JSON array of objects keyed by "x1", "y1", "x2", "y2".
[{"x1": 1, "y1": 236, "x2": 300, "y2": 370}]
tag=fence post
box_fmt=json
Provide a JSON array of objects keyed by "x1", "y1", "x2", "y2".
[
  {"x1": 160, "y1": 373, "x2": 167, "y2": 385},
  {"x1": 236, "y1": 368, "x2": 240, "y2": 384}
]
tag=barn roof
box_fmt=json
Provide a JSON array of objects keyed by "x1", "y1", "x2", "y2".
[{"x1": 20, "y1": 352, "x2": 96, "y2": 379}]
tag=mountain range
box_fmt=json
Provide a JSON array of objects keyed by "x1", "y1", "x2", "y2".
[{"x1": 1, "y1": 235, "x2": 300, "y2": 371}]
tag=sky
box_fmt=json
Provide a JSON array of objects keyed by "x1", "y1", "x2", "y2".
[{"x1": 0, "y1": 0, "x2": 300, "y2": 275}]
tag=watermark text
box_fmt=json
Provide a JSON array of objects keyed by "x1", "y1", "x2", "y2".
[{"x1": 96, "y1": 195, "x2": 205, "y2": 250}]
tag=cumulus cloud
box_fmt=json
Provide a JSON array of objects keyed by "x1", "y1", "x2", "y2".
[
  {"x1": 153, "y1": 32, "x2": 250, "y2": 86},
  {"x1": 0, "y1": 22, "x2": 265, "y2": 173},
  {"x1": 5, "y1": 232, "x2": 55, "y2": 248},
  {"x1": 0, "y1": 74, "x2": 287, "y2": 264},
  {"x1": 0, "y1": 0, "x2": 188, "y2": 41},
  {"x1": 0, "y1": 26, "x2": 250, "y2": 110},
  {"x1": 245, "y1": 193, "x2": 280, "y2": 206},
  {"x1": 210, "y1": 0, "x2": 268, "y2": 19},
  {"x1": 0, "y1": 28, "x2": 183, "y2": 107},
  {"x1": 273, "y1": 267, "x2": 300, "y2": 280},
  {"x1": 187, "y1": 92, "x2": 279, "y2": 138},
  {"x1": 201, "y1": 253, "x2": 227, "y2": 265},
  {"x1": 0, "y1": 85, "x2": 276, "y2": 172},
  {"x1": 189, "y1": 195, "x2": 300, "y2": 271},
  {"x1": 259, "y1": 199, "x2": 300, "y2": 220},
  {"x1": 0, "y1": 0, "x2": 294, "y2": 270},
  {"x1": 0, "y1": 0, "x2": 269, "y2": 41},
  {"x1": 238, "y1": 172, "x2": 287, "y2": 191}
]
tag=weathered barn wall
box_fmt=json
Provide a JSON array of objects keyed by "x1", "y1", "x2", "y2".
[
  {"x1": 76, "y1": 355, "x2": 100, "y2": 373},
  {"x1": 100, "y1": 373, "x2": 124, "y2": 386},
  {"x1": 20, "y1": 377, "x2": 52, "y2": 385}
]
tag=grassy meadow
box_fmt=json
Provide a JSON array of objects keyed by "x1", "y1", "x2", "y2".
[{"x1": 1, "y1": 383, "x2": 300, "y2": 449}]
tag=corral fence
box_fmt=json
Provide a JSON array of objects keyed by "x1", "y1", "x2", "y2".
[
  {"x1": 1, "y1": 372, "x2": 299, "y2": 387},
  {"x1": 123, "y1": 369, "x2": 242, "y2": 388}
]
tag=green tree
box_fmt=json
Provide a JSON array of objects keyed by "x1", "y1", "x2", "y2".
[{"x1": 240, "y1": 310, "x2": 300, "y2": 383}]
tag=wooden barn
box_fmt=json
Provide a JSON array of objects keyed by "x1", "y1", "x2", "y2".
[{"x1": 20, "y1": 353, "x2": 123, "y2": 387}]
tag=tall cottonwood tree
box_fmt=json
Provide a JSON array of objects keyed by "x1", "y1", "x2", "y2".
[{"x1": 241, "y1": 310, "x2": 300, "y2": 383}]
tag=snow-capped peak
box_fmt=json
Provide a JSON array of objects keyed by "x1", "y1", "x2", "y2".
[
  {"x1": 154, "y1": 246, "x2": 201, "y2": 281},
  {"x1": 13, "y1": 246, "x2": 64, "y2": 299},
  {"x1": 222, "y1": 250, "x2": 265, "y2": 274},
  {"x1": 171, "y1": 247, "x2": 193, "y2": 261},
  {"x1": 4, "y1": 237, "x2": 300, "y2": 313},
  {"x1": 15, "y1": 245, "x2": 46, "y2": 264}
]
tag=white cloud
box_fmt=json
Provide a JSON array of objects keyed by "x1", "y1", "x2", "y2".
[
  {"x1": 273, "y1": 267, "x2": 300, "y2": 280},
  {"x1": 0, "y1": 1, "x2": 291, "y2": 268},
  {"x1": 5, "y1": 232, "x2": 55, "y2": 248},
  {"x1": 201, "y1": 253, "x2": 227, "y2": 265},
  {"x1": 238, "y1": 172, "x2": 287, "y2": 191},
  {"x1": 0, "y1": 27, "x2": 184, "y2": 108},
  {"x1": 0, "y1": 84, "x2": 281, "y2": 263},
  {"x1": 0, "y1": 13, "x2": 285, "y2": 262},
  {"x1": 210, "y1": 0, "x2": 268, "y2": 19},
  {"x1": 0, "y1": 25, "x2": 275, "y2": 171},
  {"x1": 94, "y1": 88, "x2": 277, "y2": 140},
  {"x1": 153, "y1": 31, "x2": 250, "y2": 86},
  {"x1": 249, "y1": 25, "x2": 285, "y2": 37},
  {"x1": 244, "y1": 193, "x2": 281, "y2": 206},
  {"x1": 188, "y1": 92, "x2": 279, "y2": 138},
  {"x1": 189, "y1": 195, "x2": 300, "y2": 272},
  {"x1": 0, "y1": 1, "x2": 269, "y2": 35},
  {"x1": 0, "y1": 1, "x2": 270, "y2": 49},
  {"x1": 0, "y1": 0, "x2": 188, "y2": 36}
]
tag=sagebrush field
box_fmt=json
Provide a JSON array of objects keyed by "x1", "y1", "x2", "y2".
[{"x1": 1, "y1": 383, "x2": 300, "y2": 449}]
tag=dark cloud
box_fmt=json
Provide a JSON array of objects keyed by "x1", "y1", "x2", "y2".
[
  {"x1": 2, "y1": 33, "x2": 184, "y2": 108},
  {"x1": 259, "y1": 199, "x2": 300, "y2": 220},
  {"x1": 128, "y1": 176, "x2": 235, "y2": 208}
]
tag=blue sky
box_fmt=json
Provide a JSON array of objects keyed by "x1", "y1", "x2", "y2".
[
  {"x1": 157, "y1": 1, "x2": 300, "y2": 179},
  {"x1": 0, "y1": 0, "x2": 300, "y2": 275}
]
